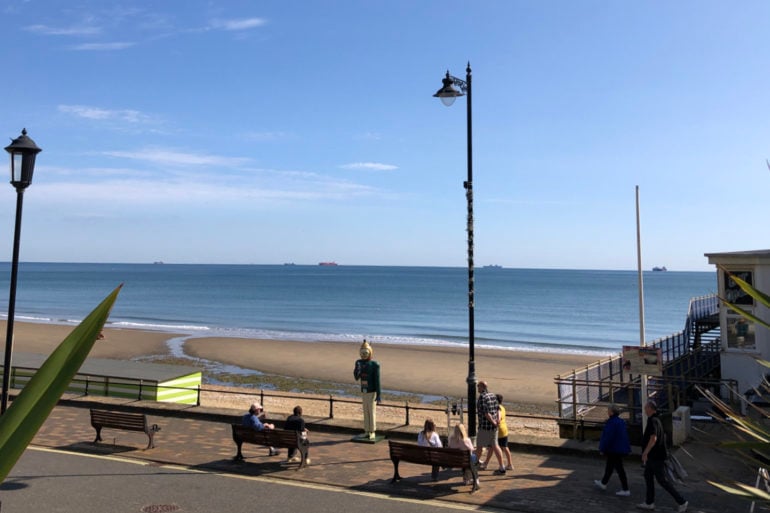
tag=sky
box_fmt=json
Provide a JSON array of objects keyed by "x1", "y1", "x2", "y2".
[{"x1": 0, "y1": 1, "x2": 768, "y2": 271}]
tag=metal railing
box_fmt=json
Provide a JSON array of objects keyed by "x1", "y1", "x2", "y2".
[
  {"x1": 555, "y1": 294, "x2": 721, "y2": 422},
  {"x1": 2, "y1": 371, "x2": 559, "y2": 429}
]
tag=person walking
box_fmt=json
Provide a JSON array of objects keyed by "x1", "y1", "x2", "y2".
[
  {"x1": 481, "y1": 394, "x2": 514, "y2": 471},
  {"x1": 637, "y1": 400, "x2": 688, "y2": 512},
  {"x1": 593, "y1": 404, "x2": 631, "y2": 496},
  {"x1": 475, "y1": 381, "x2": 506, "y2": 475}
]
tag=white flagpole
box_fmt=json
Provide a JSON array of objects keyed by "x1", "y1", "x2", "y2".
[{"x1": 636, "y1": 185, "x2": 648, "y2": 429}]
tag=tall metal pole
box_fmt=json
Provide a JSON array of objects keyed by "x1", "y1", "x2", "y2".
[
  {"x1": 464, "y1": 63, "x2": 477, "y2": 437},
  {"x1": 635, "y1": 185, "x2": 648, "y2": 429},
  {"x1": 1, "y1": 189, "x2": 26, "y2": 414}
]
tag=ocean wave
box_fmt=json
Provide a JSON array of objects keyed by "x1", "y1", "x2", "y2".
[{"x1": 108, "y1": 321, "x2": 212, "y2": 332}]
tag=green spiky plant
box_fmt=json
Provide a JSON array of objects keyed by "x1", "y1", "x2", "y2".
[
  {"x1": 700, "y1": 267, "x2": 770, "y2": 502},
  {"x1": 0, "y1": 285, "x2": 120, "y2": 484}
]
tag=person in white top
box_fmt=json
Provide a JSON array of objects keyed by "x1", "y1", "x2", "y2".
[
  {"x1": 417, "y1": 418, "x2": 442, "y2": 448},
  {"x1": 417, "y1": 418, "x2": 442, "y2": 481}
]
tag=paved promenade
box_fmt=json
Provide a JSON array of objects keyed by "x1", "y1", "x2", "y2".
[{"x1": 10, "y1": 396, "x2": 755, "y2": 512}]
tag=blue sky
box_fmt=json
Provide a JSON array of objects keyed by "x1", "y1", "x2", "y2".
[{"x1": 0, "y1": 1, "x2": 768, "y2": 270}]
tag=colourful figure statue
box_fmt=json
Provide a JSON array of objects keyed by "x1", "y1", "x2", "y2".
[{"x1": 353, "y1": 339, "x2": 381, "y2": 439}]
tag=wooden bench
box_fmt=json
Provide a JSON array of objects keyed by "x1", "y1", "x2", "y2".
[
  {"x1": 89, "y1": 409, "x2": 160, "y2": 449},
  {"x1": 231, "y1": 424, "x2": 309, "y2": 469},
  {"x1": 388, "y1": 440, "x2": 479, "y2": 492}
]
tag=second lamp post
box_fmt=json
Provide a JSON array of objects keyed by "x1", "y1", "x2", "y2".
[
  {"x1": 434, "y1": 63, "x2": 477, "y2": 437},
  {"x1": 0, "y1": 129, "x2": 41, "y2": 414}
]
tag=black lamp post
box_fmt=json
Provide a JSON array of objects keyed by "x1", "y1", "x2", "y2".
[
  {"x1": 434, "y1": 63, "x2": 477, "y2": 436},
  {"x1": 1, "y1": 129, "x2": 41, "y2": 414}
]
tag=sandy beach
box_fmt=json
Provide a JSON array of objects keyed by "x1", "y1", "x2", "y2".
[
  {"x1": 9, "y1": 321, "x2": 600, "y2": 417},
  {"x1": 185, "y1": 337, "x2": 598, "y2": 411}
]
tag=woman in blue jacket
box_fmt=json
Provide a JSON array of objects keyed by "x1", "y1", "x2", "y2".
[{"x1": 594, "y1": 404, "x2": 631, "y2": 496}]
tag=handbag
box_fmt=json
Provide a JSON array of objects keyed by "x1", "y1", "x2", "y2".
[{"x1": 664, "y1": 454, "x2": 688, "y2": 484}]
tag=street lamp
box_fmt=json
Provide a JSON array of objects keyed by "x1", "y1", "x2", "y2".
[
  {"x1": 434, "y1": 63, "x2": 477, "y2": 436},
  {"x1": 1, "y1": 128, "x2": 41, "y2": 414}
]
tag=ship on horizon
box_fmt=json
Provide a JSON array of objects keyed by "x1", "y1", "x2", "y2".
[{"x1": 318, "y1": 261, "x2": 338, "y2": 266}]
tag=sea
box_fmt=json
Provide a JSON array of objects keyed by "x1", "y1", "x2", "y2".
[{"x1": 0, "y1": 263, "x2": 717, "y2": 357}]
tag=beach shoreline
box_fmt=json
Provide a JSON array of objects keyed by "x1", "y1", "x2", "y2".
[{"x1": 9, "y1": 320, "x2": 601, "y2": 416}]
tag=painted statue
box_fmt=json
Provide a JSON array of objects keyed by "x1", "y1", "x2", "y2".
[{"x1": 353, "y1": 339, "x2": 381, "y2": 439}]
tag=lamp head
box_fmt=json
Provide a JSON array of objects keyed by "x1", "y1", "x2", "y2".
[
  {"x1": 433, "y1": 71, "x2": 464, "y2": 106},
  {"x1": 4, "y1": 128, "x2": 41, "y2": 190}
]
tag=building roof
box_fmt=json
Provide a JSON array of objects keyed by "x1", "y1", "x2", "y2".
[
  {"x1": 14, "y1": 352, "x2": 201, "y2": 382},
  {"x1": 705, "y1": 249, "x2": 770, "y2": 264}
]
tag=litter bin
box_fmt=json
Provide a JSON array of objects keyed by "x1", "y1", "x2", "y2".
[{"x1": 671, "y1": 406, "x2": 691, "y2": 446}]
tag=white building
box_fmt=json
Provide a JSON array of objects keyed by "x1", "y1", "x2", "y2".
[{"x1": 705, "y1": 249, "x2": 770, "y2": 393}]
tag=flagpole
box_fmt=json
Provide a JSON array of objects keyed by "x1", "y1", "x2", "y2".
[{"x1": 636, "y1": 185, "x2": 648, "y2": 429}]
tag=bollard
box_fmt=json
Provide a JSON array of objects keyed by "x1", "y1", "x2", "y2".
[
  {"x1": 196, "y1": 384, "x2": 201, "y2": 406},
  {"x1": 329, "y1": 394, "x2": 334, "y2": 419},
  {"x1": 138, "y1": 380, "x2": 143, "y2": 400},
  {"x1": 405, "y1": 400, "x2": 410, "y2": 425}
]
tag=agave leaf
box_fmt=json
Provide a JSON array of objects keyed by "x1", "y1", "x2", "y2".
[
  {"x1": 0, "y1": 285, "x2": 121, "y2": 483},
  {"x1": 710, "y1": 480, "x2": 770, "y2": 501},
  {"x1": 708, "y1": 480, "x2": 756, "y2": 498},
  {"x1": 721, "y1": 267, "x2": 770, "y2": 309},
  {"x1": 721, "y1": 300, "x2": 770, "y2": 331}
]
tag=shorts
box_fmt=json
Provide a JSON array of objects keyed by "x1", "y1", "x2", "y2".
[
  {"x1": 498, "y1": 436, "x2": 508, "y2": 448},
  {"x1": 476, "y1": 427, "x2": 499, "y2": 448}
]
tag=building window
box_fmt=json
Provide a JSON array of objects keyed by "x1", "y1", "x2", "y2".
[
  {"x1": 724, "y1": 270, "x2": 754, "y2": 305},
  {"x1": 726, "y1": 314, "x2": 756, "y2": 350}
]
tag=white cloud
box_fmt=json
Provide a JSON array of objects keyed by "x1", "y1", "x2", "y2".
[
  {"x1": 32, "y1": 174, "x2": 375, "y2": 206},
  {"x1": 210, "y1": 18, "x2": 266, "y2": 31},
  {"x1": 25, "y1": 24, "x2": 101, "y2": 36},
  {"x1": 58, "y1": 105, "x2": 152, "y2": 124},
  {"x1": 69, "y1": 42, "x2": 135, "y2": 51},
  {"x1": 102, "y1": 148, "x2": 250, "y2": 167},
  {"x1": 340, "y1": 162, "x2": 398, "y2": 171}
]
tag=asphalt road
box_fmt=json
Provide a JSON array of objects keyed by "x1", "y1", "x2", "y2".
[{"x1": 1, "y1": 447, "x2": 488, "y2": 513}]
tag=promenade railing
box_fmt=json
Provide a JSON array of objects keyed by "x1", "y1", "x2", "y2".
[{"x1": 555, "y1": 294, "x2": 722, "y2": 423}]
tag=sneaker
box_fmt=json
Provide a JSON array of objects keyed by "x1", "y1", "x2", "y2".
[
  {"x1": 593, "y1": 479, "x2": 607, "y2": 491},
  {"x1": 493, "y1": 468, "x2": 506, "y2": 476},
  {"x1": 677, "y1": 502, "x2": 688, "y2": 513},
  {"x1": 287, "y1": 456, "x2": 300, "y2": 463},
  {"x1": 268, "y1": 448, "x2": 280, "y2": 457},
  {"x1": 505, "y1": 464, "x2": 514, "y2": 470},
  {"x1": 616, "y1": 490, "x2": 631, "y2": 497},
  {"x1": 478, "y1": 463, "x2": 487, "y2": 470},
  {"x1": 636, "y1": 503, "x2": 655, "y2": 510},
  {"x1": 304, "y1": 457, "x2": 311, "y2": 466}
]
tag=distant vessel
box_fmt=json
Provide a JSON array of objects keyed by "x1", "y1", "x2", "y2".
[
  {"x1": 652, "y1": 266, "x2": 668, "y2": 272},
  {"x1": 483, "y1": 264, "x2": 503, "y2": 269},
  {"x1": 153, "y1": 261, "x2": 164, "y2": 265},
  {"x1": 318, "y1": 262, "x2": 338, "y2": 266},
  {"x1": 283, "y1": 263, "x2": 296, "y2": 266}
]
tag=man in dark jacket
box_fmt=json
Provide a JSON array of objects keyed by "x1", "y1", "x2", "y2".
[
  {"x1": 285, "y1": 405, "x2": 310, "y2": 465},
  {"x1": 594, "y1": 404, "x2": 631, "y2": 496},
  {"x1": 638, "y1": 400, "x2": 688, "y2": 512}
]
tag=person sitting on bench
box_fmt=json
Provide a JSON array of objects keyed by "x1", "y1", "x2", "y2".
[
  {"x1": 285, "y1": 405, "x2": 310, "y2": 465},
  {"x1": 243, "y1": 403, "x2": 279, "y2": 456}
]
